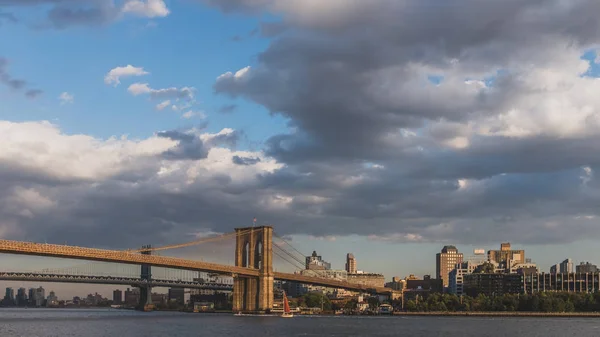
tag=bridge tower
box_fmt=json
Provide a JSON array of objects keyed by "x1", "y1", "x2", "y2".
[
  {"x1": 138, "y1": 245, "x2": 154, "y2": 311},
  {"x1": 233, "y1": 226, "x2": 274, "y2": 313}
]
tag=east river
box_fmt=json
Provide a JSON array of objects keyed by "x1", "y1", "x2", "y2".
[{"x1": 2, "y1": 308, "x2": 600, "y2": 336}]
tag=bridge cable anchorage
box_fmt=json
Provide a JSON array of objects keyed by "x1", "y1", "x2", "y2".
[{"x1": 125, "y1": 228, "x2": 254, "y2": 253}]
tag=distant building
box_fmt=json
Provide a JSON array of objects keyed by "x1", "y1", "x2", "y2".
[
  {"x1": 124, "y1": 288, "x2": 139, "y2": 307},
  {"x1": 561, "y1": 259, "x2": 574, "y2": 273},
  {"x1": 463, "y1": 273, "x2": 522, "y2": 297},
  {"x1": 406, "y1": 275, "x2": 443, "y2": 293},
  {"x1": 550, "y1": 259, "x2": 574, "y2": 274},
  {"x1": 449, "y1": 260, "x2": 486, "y2": 296},
  {"x1": 436, "y1": 245, "x2": 463, "y2": 288},
  {"x1": 46, "y1": 291, "x2": 58, "y2": 307},
  {"x1": 29, "y1": 287, "x2": 45, "y2": 307},
  {"x1": 347, "y1": 273, "x2": 385, "y2": 288},
  {"x1": 15, "y1": 288, "x2": 27, "y2": 307},
  {"x1": 346, "y1": 253, "x2": 357, "y2": 274},
  {"x1": 577, "y1": 262, "x2": 599, "y2": 273},
  {"x1": 487, "y1": 243, "x2": 525, "y2": 270},
  {"x1": 4, "y1": 287, "x2": 15, "y2": 305},
  {"x1": 168, "y1": 288, "x2": 185, "y2": 305},
  {"x1": 385, "y1": 276, "x2": 407, "y2": 291},
  {"x1": 282, "y1": 281, "x2": 308, "y2": 298},
  {"x1": 113, "y1": 289, "x2": 123, "y2": 304},
  {"x1": 523, "y1": 272, "x2": 600, "y2": 293},
  {"x1": 305, "y1": 251, "x2": 331, "y2": 270}
]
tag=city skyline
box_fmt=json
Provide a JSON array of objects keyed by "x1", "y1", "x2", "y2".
[{"x1": 3, "y1": 1, "x2": 600, "y2": 298}]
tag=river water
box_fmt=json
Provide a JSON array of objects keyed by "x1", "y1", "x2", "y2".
[{"x1": 1, "y1": 308, "x2": 600, "y2": 336}]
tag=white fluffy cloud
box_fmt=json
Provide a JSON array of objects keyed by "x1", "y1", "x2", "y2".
[
  {"x1": 104, "y1": 65, "x2": 149, "y2": 86},
  {"x1": 0, "y1": 120, "x2": 282, "y2": 245},
  {"x1": 182, "y1": 111, "x2": 206, "y2": 119},
  {"x1": 58, "y1": 92, "x2": 74, "y2": 105},
  {"x1": 122, "y1": 0, "x2": 170, "y2": 18},
  {"x1": 128, "y1": 82, "x2": 195, "y2": 100},
  {"x1": 156, "y1": 100, "x2": 171, "y2": 110}
]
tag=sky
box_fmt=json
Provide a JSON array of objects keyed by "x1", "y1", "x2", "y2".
[{"x1": 3, "y1": 0, "x2": 600, "y2": 298}]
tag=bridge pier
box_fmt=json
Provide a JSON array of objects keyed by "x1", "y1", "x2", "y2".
[
  {"x1": 137, "y1": 245, "x2": 155, "y2": 311},
  {"x1": 233, "y1": 226, "x2": 273, "y2": 313}
]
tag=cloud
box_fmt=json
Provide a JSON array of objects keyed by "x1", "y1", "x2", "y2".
[
  {"x1": 104, "y1": 65, "x2": 149, "y2": 86},
  {"x1": 122, "y1": 0, "x2": 170, "y2": 18},
  {"x1": 128, "y1": 82, "x2": 195, "y2": 100},
  {"x1": 232, "y1": 155, "x2": 261, "y2": 166},
  {"x1": 0, "y1": 0, "x2": 170, "y2": 29},
  {"x1": 0, "y1": 58, "x2": 42, "y2": 98},
  {"x1": 8, "y1": 0, "x2": 600, "y2": 250},
  {"x1": 0, "y1": 11, "x2": 17, "y2": 26},
  {"x1": 0, "y1": 120, "x2": 282, "y2": 247},
  {"x1": 156, "y1": 99, "x2": 170, "y2": 110},
  {"x1": 182, "y1": 111, "x2": 206, "y2": 119},
  {"x1": 218, "y1": 104, "x2": 237, "y2": 114},
  {"x1": 206, "y1": 0, "x2": 600, "y2": 244},
  {"x1": 58, "y1": 92, "x2": 74, "y2": 105}
]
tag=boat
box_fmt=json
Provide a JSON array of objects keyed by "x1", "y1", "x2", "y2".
[
  {"x1": 234, "y1": 311, "x2": 243, "y2": 316},
  {"x1": 281, "y1": 291, "x2": 294, "y2": 318}
]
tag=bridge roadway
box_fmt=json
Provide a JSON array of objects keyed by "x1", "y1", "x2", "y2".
[
  {"x1": 0, "y1": 240, "x2": 394, "y2": 295},
  {"x1": 0, "y1": 272, "x2": 233, "y2": 290}
]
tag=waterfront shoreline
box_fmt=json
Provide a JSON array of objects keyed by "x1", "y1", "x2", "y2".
[{"x1": 393, "y1": 311, "x2": 600, "y2": 317}]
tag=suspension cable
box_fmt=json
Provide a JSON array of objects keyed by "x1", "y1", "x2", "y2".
[
  {"x1": 273, "y1": 232, "x2": 306, "y2": 258},
  {"x1": 127, "y1": 228, "x2": 254, "y2": 253}
]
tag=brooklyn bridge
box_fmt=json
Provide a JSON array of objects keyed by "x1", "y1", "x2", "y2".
[{"x1": 0, "y1": 226, "x2": 397, "y2": 313}]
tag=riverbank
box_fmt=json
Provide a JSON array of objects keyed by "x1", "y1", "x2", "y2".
[{"x1": 394, "y1": 311, "x2": 600, "y2": 317}]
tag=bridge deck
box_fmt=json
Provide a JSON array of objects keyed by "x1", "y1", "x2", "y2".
[
  {"x1": 0, "y1": 272, "x2": 233, "y2": 290},
  {"x1": 0, "y1": 240, "x2": 259, "y2": 277},
  {"x1": 0, "y1": 240, "x2": 393, "y2": 294}
]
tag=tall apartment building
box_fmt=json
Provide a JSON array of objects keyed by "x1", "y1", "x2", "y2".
[
  {"x1": 487, "y1": 243, "x2": 525, "y2": 269},
  {"x1": 346, "y1": 253, "x2": 357, "y2": 274},
  {"x1": 436, "y1": 245, "x2": 463, "y2": 288}
]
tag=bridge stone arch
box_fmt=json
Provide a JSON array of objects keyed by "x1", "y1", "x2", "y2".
[{"x1": 233, "y1": 226, "x2": 273, "y2": 313}]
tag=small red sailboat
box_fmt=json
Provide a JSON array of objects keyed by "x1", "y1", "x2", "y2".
[{"x1": 281, "y1": 291, "x2": 293, "y2": 318}]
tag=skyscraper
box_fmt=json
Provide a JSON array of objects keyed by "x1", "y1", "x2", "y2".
[
  {"x1": 436, "y1": 245, "x2": 463, "y2": 288},
  {"x1": 4, "y1": 288, "x2": 15, "y2": 305},
  {"x1": 346, "y1": 253, "x2": 357, "y2": 274},
  {"x1": 560, "y1": 259, "x2": 574, "y2": 273},
  {"x1": 113, "y1": 289, "x2": 123, "y2": 304},
  {"x1": 551, "y1": 259, "x2": 574, "y2": 273},
  {"x1": 16, "y1": 288, "x2": 27, "y2": 307}
]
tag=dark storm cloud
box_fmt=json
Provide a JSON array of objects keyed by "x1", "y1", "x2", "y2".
[
  {"x1": 5, "y1": 0, "x2": 600, "y2": 250},
  {"x1": 232, "y1": 155, "x2": 261, "y2": 166},
  {"x1": 157, "y1": 130, "x2": 209, "y2": 160}
]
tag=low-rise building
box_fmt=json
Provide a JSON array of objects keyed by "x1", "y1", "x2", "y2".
[
  {"x1": 449, "y1": 260, "x2": 486, "y2": 296},
  {"x1": 576, "y1": 262, "x2": 599, "y2": 273},
  {"x1": 463, "y1": 273, "x2": 522, "y2": 297},
  {"x1": 347, "y1": 273, "x2": 385, "y2": 288},
  {"x1": 522, "y1": 272, "x2": 600, "y2": 293}
]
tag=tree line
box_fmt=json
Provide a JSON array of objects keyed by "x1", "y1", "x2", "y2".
[{"x1": 404, "y1": 292, "x2": 600, "y2": 312}]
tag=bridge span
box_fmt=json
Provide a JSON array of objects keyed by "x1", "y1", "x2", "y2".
[
  {"x1": 0, "y1": 272, "x2": 233, "y2": 290},
  {"x1": 0, "y1": 226, "x2": 396, "y2": 312}
]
